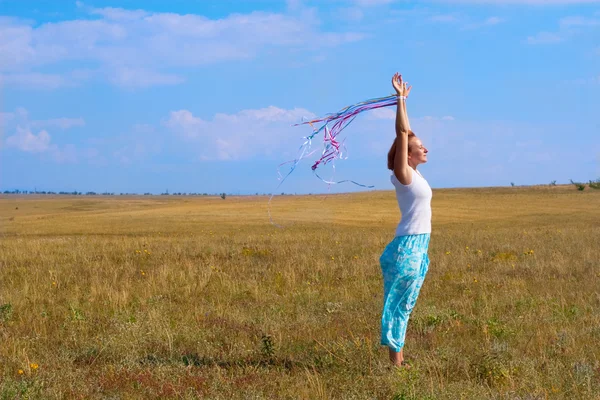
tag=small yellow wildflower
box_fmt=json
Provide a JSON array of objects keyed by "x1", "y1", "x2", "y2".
[
  {"x1": 52, "y1": 281, "x2": 57, "y2": 286},
  {"x1": 445, "y1": 251, "x2": 451, "y2": 255},
  {"x1": 30, "y1": 363, "x2": 38, "y2": 370},
  {"x1": 18, "y1": 369, "x2": 24, "y2": 375},
  {"x1": 331, "y1": 256, "x2": 335, "y2": 260},
  {"x1": 473, "y1": 277, "x2": 478, "y2": 283},
  {"x1": 465, "y1": 246, "x2": 469, "y2": 250},
  {"x1": 353, "y1": 255, "x2": 358, "y2": 259}
]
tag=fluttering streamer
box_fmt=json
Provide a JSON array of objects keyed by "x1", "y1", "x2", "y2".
[{"x1": 268, "y1": 94, "x2": 399, "y2": 225}]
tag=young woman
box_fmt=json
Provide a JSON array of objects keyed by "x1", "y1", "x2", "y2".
[{"x1": 380, "y1": 73, "x2": 432, "y2": 367}]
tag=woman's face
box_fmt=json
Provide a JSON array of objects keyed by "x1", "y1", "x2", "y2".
[{"x1": 409, "y1": 138, "x2": 428, "y2": 165}]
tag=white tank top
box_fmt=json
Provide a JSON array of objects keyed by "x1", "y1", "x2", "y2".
[{"x1": 391, "y1": 168, "x2": 432, "y2": 236}]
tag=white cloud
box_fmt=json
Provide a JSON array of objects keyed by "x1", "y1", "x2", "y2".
[
  {"x1": 431, "y1": 0, "x2": 600, "y2": 4},
  {"x1": 6, "y1": 126, "x2": 52, "y2": 153},
  {"x1": 101, "y1": 122, "x2": 162, "y2": 165},
  {"x1": 31, "y1": 117, "x2": 85, "y2": 130},
  {"x1": 566, "y1": 75, "x2": 600, "y2": 85},
  {"x1": 527, "y1": 31, "x2": 564, "y2": 44},
  {"x1": 419, "y1": 115, "x2": 457, "y2": 121},
  {"x1": 369, "y1": 108, "x2": 396, "y2": 120},
  {"x1": 286, "y1": 0, "x2": 304, "y2": 11},
  {"x1": 113, "y1": 141, "x2": 152, "y2": 165},
  {"x1": 204, "y1": 107, "x2": 461, "y2": 166},
  {"x1": 354, "y1": 0, "x2": 395, "y2": 5},
  {"x1": 367, "y1": 109, "x2": 456, "y2": 122},
  {"x1": 485, "y1": 17, "x2": 504, "y2": 25},
  {"x1": 90, "y1": 6, "x2": 149, "y2": 21},
  {"x1": 108, "y1": 68, "x2": 185, "y2": 88},
  {"x1": 0, "y1": 73, "x2": 67, "y2": 89},
  {"x1": 559, "y1": 16, "x2": 600, "y2": 27},
  {"x1": 53, "y1": 144, "x2": 78, "y2": 163},
  {"x1": 0, "y1": 5, "x2": 364, "y2": 89},
  {"x1": 2, "y1": 108, "x2": 84, "y2": 130},
  {"x1": 132, "y1": 124, "x2": 155, "y2": 134},
  {"x1": 2, "y1": 108, "x2": 85, "y2": 162},
  {"x1": 526, "y1": 14, "x2": 599, "y2": 44},
  {"x1": 430, "y1": 14, "x2": 459, "y2": 23},
  {"x1": 163, "y1": 110, "x2": 206, "y2": 140},
  {"x1": 516, "y1": 139, "x2": 543, "y2": 147},
  {"x1": 163, "y1": 106, "x2": 316, "y2": 160},
  {"x1": 338, "y1": 7, "x2": 365, "y2": 22},
  {"x1": 0, "y1": 111, "x2": 15, "y2": 127},
  {"x1": 429, "y1": 13, "x2": 504, "y2": 29},
  {"x1": 0, "y1": 70, "x2": 94, "y2": 89}
]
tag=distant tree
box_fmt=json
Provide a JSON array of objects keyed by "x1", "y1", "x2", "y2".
[
  {"x1": 570, "y1": 179, "x2": 585, "y2": 191},
  {"x1": 220, "y1": 193, "x2": 226, "y2": 200}
]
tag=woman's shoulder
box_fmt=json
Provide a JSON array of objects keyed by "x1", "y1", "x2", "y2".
[{"x1": 391, "y1": 169, "x2": 415, "y2": 188}]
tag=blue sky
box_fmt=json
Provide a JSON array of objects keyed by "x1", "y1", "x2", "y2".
[{"x1": 1, "y1": 0, "x2": 598, "y2": 194}]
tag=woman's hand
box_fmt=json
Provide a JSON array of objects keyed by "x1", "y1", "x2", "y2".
[{"x1": 392, "y1": 72, "x2": 411, "y2": 98}]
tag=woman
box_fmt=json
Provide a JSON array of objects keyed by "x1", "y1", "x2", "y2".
[{"x1": 380, "y1": 72, "x2": 432, "y2": 367}]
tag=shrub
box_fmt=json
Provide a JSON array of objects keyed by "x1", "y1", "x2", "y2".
[
  {"x1": 588, "y1": 179, "x2": 600, "y2": 190},
  {"x1": 570, "y1": 180, "x2": 585, "y2": 191}
]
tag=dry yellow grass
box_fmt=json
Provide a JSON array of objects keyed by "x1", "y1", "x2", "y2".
[{"x1": 1, "y1": 185, "x2": 599, "y2": 399}]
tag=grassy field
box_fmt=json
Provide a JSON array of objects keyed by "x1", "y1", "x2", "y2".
[{"x1": 1, "y1": 185, "x2": 599, "y2": 399}]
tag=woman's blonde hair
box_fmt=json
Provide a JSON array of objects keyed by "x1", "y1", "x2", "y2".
[{"x1": 387, "y1": 131, "x2": 417, "y2": 170}]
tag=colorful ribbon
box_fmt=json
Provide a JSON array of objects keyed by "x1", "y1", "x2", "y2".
[
  {"x1": 287, "y1": 94, "x2": 398, "y2": 186},
  {"x1": 268, "y1": 94, "x2": 399, "y2": 225}
]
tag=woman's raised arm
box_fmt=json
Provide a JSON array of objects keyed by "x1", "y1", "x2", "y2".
[{"x1": 392, "y1": 73, "x2": 413, "y2": 185}]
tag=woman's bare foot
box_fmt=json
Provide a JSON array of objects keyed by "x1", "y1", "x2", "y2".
[{"x1": 388, "y1": 348, "x2": 410, "y2": 368}]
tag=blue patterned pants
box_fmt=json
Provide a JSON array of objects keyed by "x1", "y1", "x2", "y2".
[{"x1": 379, "y1": 233, "x2": 430, "y2": 352}]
